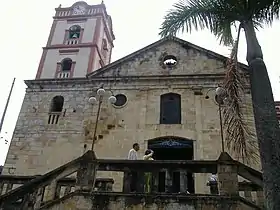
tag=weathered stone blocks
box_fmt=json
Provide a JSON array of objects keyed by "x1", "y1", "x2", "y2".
[{"x1": 3, "y1": 40, "x2": 260, "y2": 194}]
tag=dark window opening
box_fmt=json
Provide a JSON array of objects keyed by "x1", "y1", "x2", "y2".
[
  {"x1": 102, "y1": 38, "x2": 108, "y2": 50},
  {"x1": 114, "y1": 94, "x2": 127, "y2": 107},
  {"x1": 69, "y1": 25, "x2": 81, "y2": 39},
  {"x1": 48, "y1": 96, "x2": 64, "y2": 125},
  {"x1": 101, "y1": 39, "x2": 108, "y2": 60},
  {"x1": 50, "y1": 96, "x2": 64, "y2": 112},
  {"x1": 160, "y1": 93, "x2": 181, "y2": 124},
  {"x1": 61, "y1": 58, "x2": 72, "y2": 71}
]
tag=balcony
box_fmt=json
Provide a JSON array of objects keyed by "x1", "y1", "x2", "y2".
[
  {"x1": 0, "y1": 151, "x2": 263, "y2": 209},
  {"x1": 65, "y1": 39, "x2": 79, "y2": 45},
  {"x1": 57, "y1": 71, "x2": 70, "y2": 79},
  {"x1": 48, "y1": 112, "x2": 61, "y2": 125}
]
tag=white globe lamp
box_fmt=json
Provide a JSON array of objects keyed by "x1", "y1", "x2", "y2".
[
  {"x1": 215, "y1": 87, "x2": 226, "y2": 97},
  {"x1": 108, "y1": 95, "x2": 117, "y2": 104},
  {"x1": 97, "y1": 88, "x2": 106, "y2": 96},
  {"x1": 88, "y1": 97, "x2": 97, "y2": 105}
]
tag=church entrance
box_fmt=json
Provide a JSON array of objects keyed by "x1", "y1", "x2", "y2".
[{"x1": 148, "y1": 137, "x2": 195, "y2": 193}]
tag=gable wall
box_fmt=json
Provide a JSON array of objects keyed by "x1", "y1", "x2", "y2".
[{"x1": 96, "y1": 41, "x2": 227, "y2": 77}]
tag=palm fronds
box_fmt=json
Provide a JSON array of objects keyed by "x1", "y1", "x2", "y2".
[
  {"x1": 222, "y1": 25, "x2": 259, "y2": 163},
  {"x1": 159, "y1": 0, "x2": 235, "y2": 46},
  {"x1": 251, "y1": 0, "x2": 280, "y2": 25},
  {"x1": 159, "y1": 0, "x2": 214, "y2": 35}
]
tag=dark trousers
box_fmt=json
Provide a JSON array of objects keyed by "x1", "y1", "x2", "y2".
[
  {"x1": 130, "y1": 171, "x2": 138, "y2": 192},
  {"x1": 209, "y1": 181, "x2": 218, "y2": 194}
]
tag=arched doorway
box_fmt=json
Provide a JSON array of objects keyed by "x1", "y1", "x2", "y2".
[{"x1": 148, "y1": 136, "x2": 194, "y2": 193}]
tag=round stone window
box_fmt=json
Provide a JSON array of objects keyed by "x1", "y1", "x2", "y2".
[
  {"x1": 163, "y1": 55, "x2": 178, "y2": 68},
  {"x1": 113, "y1": 94, "x2": 127, "y2": 107}
]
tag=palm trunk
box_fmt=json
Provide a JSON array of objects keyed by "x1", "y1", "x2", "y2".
[{"x1": 243, "y1": 20, "x2": 280, "y2": 210}]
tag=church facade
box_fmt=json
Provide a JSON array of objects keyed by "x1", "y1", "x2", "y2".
[{"x1": 2, "y1": 1, "x2": 259, "y2": 193}]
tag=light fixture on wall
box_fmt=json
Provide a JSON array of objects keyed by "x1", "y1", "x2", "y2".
[{"x1": 88, "y1": 86, "x2": 117, "y2": 150}]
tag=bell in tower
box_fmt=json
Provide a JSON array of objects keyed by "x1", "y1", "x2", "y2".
[{"x1": 72, "y1": 33, "x2": 78, "y2": 39}]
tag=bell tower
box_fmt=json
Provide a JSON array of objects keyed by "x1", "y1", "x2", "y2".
[{"x1": 35, "y1": 1, "x2": 115, "y2": 79}]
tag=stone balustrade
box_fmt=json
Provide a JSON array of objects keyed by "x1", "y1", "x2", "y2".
[{"x1": 0, "y1": 151, "x2": 264, "y2": 209}]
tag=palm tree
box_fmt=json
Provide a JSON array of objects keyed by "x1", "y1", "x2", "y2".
[{"x1": 159, "y1": 0, "x2": 280, "y2": 209}]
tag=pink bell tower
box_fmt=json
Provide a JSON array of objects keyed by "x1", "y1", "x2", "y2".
[{"x1": 35, "y1": 1, "x2": 115, "y2": 79}]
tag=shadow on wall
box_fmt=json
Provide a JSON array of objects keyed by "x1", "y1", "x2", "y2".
[{"x1": 0, "y1": 165, "x2": 2, "y2": 174}]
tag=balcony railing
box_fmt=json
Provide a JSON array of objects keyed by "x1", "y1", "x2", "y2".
[
  {"x1": 0, "y1": 151, "x2": 264, "y2": 209},
  {"x1": 0, "y1": 176, "x2": 113, "y2": 203},
  {"x1": 57, "y1": 71, "x2": 70, "y2": 79},
  {"x1": 48, "y1": 112, "x2": 61, "y2": 125},
  {"x1": 66, "y1": 39, "x2": 79, "y2": 45}
]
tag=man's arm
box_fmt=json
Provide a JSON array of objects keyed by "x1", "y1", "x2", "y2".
[{"x1": 143, "y1": 151, "x2": 154, "y2": 160}]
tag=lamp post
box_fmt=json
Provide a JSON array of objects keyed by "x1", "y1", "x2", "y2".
[
  {"x1": 88, "y1": 87, "x2": 117, "y2": 150},
  {"x1": 205, "y1": 86, "x2": 228, "y2": 152}
]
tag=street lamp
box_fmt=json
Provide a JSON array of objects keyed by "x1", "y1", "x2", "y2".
[
  {"x1": 205, "y1": 86, "x2": 228, "y2": 152},
  {"x1": 88, "y1": 87, "x2": 117, "y2": 150}
]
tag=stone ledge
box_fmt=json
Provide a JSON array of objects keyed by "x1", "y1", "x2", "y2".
[
  {"x1": 25, "y1": 74, "x2": 228, "y2": 88},
  {"x1": 40, "y1": 191, "x2": 262, "y2": 210}
]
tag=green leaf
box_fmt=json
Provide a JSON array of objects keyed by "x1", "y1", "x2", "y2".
[{"x1": 159, "y1": 0, "x2": 280, "y2": 45}]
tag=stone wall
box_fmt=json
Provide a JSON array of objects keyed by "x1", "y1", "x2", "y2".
[
  {"x1": 3, "y1": 40, "x2": 260, "y2": 193},
  {"x1": 45, "y1": 193, "x2": 260, "y2": 210}
]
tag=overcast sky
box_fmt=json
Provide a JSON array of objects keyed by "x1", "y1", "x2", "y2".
[{"x1": 0, "y1": 0, "x2": 279, "y2": 165}]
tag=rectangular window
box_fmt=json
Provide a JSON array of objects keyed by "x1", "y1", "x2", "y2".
[{"x1": 160, "y1": 93, "x2": 181, "y2": 124}]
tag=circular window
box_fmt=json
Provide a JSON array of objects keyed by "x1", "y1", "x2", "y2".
[
  {"x1": 113, "y1": 94, "x2": 127, "y2": 107},
  {"x1": 163, "y1": 55, "x2": 178, "y2": 68}
]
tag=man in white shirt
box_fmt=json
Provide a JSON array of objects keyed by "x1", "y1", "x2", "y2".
[
  {"x1": 127, "y1": 143, "x2": 140, "y2": 192},
  {"x1": 128, "y1": 143, "x2": 139, "y2": 160}
]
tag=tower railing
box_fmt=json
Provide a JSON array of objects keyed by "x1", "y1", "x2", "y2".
[
  {"x1": 57, "y1": 71, "x2": 70, "y2": 79},
  {"x1": 66, "y1": 39, "x2": 79, "y2": 45}
]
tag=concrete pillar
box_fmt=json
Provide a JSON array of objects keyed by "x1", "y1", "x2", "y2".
[
  {"x1": 193, "y1": 87, "x2": 204, "y2": 160},
  {"x1": 180, "y1": 170, "x2": 188, "y2": 193},
  {"x1": 192, "y1": 87, "x2": 207, "y2": 193},
  {"x1": 64, "y1": 186, "x2": 71, "y2": 195},
  {"x1": 34, "y1": 187, "x2": 44, "y2": 209},
  {"x1": 45, "y1": 180, "x2": 57, "y2": 201},
  {"x1": 244, "y1": 191, "x2": 252, "y2": 201},
  {"x1": 0, "y1": 182, "x2": 4, "y2": 195},
  {"x1": 165, "y1": 169, "x2": 172, "y2": 193},
  {"x1": 75, "y1": 162, "x2": 97, "y2": 191},
  {"x1": 217, "y1": 152, "x2": 239, "y2": 196},
  {"x1": 152, "y1": 171, "x2": 159, "y2": 193},
  {"x1": 256, "y1": 190, "x2": 265, "y2": 207},
  {"x1": 122, "y1": 169, "x2": 130, "y2": 193},
  {"x1": 138, "y1": 88, "x2": 148, "y2": 129},
  {"x1": 75, "y1": 150, "x2": 98, "y2": 191}
]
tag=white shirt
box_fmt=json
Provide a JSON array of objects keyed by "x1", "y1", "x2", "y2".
[{"x1": 128, "y1": 149, "x2": 138, "y2": 160}]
